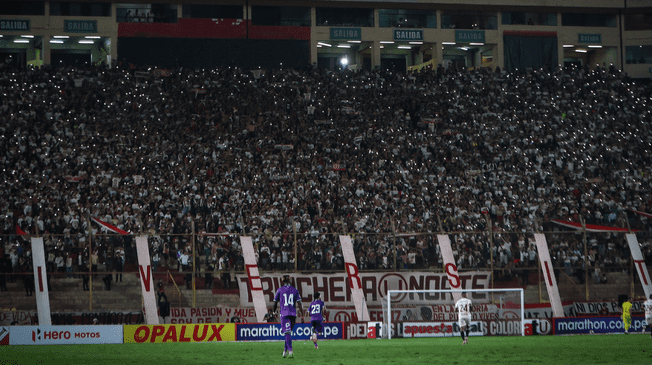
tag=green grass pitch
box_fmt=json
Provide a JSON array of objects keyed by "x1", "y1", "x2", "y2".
[{"x1": 2, "y1": 335, "x2": 651, "y2": 365}]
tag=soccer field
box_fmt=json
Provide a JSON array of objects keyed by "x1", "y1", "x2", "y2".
[{"x1": 3, "y1": 335, "x2": 651, "y2": 365}]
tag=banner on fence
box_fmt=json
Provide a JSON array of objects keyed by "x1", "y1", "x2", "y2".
[
  {"x1": 402, "y1": 321, "x2": 484, "y2": 338},
  {"x1": 237, "y1": 323, "x2": 343, "y2": 341},
  {"x1": 124, "y1": 323, "x2": 235, "y2": 343},
  {"x1": 357, "y1": 319, "x2": 551, "y2": 339},
  {"x1": 0, "y1": 302, "x2": 574, "y2": 328},
  {"x1": 10, "y1": 325, "x2": 123, "y2": 345},
  {"x1": 164, "y1": 307, "x2": 257, "y2": 324},
  {"x1": 346, "y1": 322, "x2": 368, "y2": 339},
  {"x1": 236, "y1": 271, "x2": 491, "y2": 307},
  {"x1": 554, "y1": 316, "x2": 646, "y2": 335},
  {"x1": 522, "y1": 302, "x2": 576, "y2": 319},
  {"x1": 573, "y1": 301, "x2": 647, "y2": 315}
]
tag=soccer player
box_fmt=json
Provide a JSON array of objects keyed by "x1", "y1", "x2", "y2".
[
  {"x1": 643, "y1": 294, "x2": 652, "y2": 337},
  {"x1": 308, "y1": 292, "x2": 326, "y2": 349},
  {"x1": 455, "y1": 292, "x2": 472, "y2": 345},
  {"x1": 621, "y1": 296, "x2": 632, "y2": 334},
  {"x1": 273, "y1": 274, "x2": 303, "y2": 358}
]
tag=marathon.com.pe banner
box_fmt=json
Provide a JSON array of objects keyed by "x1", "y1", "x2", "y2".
[
  {"x1": 237, "y1": 323, "x2": 343, "y2": 341},
  {"x1": 554, "y1": 316, "x2": 646, "y2": 335}
]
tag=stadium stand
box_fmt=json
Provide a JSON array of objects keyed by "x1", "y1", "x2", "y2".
[{"x1": 0, "y1": 59, "x2": 650, "y2": 311}]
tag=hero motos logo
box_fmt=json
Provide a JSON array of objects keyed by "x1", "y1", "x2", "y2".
[
  {"x1": 32, "y1": 329, "x2": 72, "y2": 342},
  {"x1": 0, "y1": 327, "x2": 9, "y2": 346},
  {"x1": 32, "y1": 329, "x2": 41, "y2": 342}
]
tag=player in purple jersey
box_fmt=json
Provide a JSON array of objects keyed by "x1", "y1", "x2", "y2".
[
  {"x1": 308, "y1": 292, "x2": 326, "y2": 349},
  {"x1": 273, "y1": 274, "x2": 303, "y2": 358}
]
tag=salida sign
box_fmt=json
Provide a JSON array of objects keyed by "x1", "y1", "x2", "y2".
[
  {"x1": 237, "y1": 271, "x2": 490, "y2": 307},
  {"x1": 124, "y1": 323, "x2": 236, "y2": 343}
]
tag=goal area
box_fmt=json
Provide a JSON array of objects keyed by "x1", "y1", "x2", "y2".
[{"x1": 382, "y1": 288, "x2": 525, "y2": 339}]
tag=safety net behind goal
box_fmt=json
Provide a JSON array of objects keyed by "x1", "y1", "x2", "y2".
[{"x1": 380, "y1": 289, "x2": 525, "y2": 339}]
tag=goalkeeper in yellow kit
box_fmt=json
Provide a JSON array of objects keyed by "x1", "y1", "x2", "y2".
[{"x1": 621, "y1": 297, "x2": 632, "y2": 334}]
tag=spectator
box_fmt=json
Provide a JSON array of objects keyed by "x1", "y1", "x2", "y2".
[
  {"x1": 0, "y1": 62, "x2": 650, "y2": 278},
  {"x1": 115, "y1": 247, "x2": 124, "y2": 284},
  {"x1": 102, "y1": 273, "x2": 112, "y2": 290},
  {"x1": 55, "y1": 251, "x2": 65, "y2": 274},
  {"x1": 65, "y1": 253, "x2": 74, "y2": 278},
  {"x1": 91, "y1": 250, "x2": 99, "y2": 278}
]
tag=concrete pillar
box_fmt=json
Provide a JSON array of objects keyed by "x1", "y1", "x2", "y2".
[
  {"x1": 109, "y1": 3, "x2": 118, "y2": 66},
  {"x1": 310, "y1": 7, "x2": 318, "y2": 66},
  {"x1": 436, "y1": 42, "x2": 443, "y2": 67},
  {"x1": 372, "y1": 41, "x2": 381, "y2": 69},
  {"x1": 557, "y1": 40, "x2": 565, "y2": 69},
  {"x1": 435, "y1": 10, "x2": 444, "y2": 67},
  {"x1": 415, "y1": 50, "x2": 423, "y2": 65},
  {"x1": 43, "y1": 37, "x2": 51, "y2": 66},
  {"x1": 494, "y1": 11, "x2": 503, "y2": 70},
  {"x1": 557, "y1": 12, "x2": 564, "y2": 68},
  {"x1": 495, "y1": 41, "x2": 504, "y2": 71},
  {"x1": 43, "y1": 2, "x2": 51, "y2": 66}
]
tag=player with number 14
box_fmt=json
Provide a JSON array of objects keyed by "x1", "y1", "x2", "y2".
[{"x1": 273, "y1": 275, "x2": 303, "y2": 358}]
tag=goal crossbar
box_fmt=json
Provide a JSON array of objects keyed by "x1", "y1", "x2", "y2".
[{"x1": 386, "y1": 288, "x2": 525, "y2": 339}]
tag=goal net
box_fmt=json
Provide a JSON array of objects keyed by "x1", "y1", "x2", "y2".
[{"x1": 381, "y1": 289, "x2": 525, "y2": 339}]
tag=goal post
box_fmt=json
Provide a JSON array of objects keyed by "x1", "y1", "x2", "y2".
[{"x1": 385, "y1": 288, "x2": 525, "y2": 339}]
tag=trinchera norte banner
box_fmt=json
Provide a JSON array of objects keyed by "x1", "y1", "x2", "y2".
[{"x1": 236, "y1": 271, "x2": 491, "y2": 307}]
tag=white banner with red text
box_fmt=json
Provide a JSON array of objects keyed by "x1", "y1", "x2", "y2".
[
  {"x1": 534, "y1": 234, "x2": 564, "y2": 318},
  {"x1": 236, "y1": 271, "x2": 491, "y2": 309},
  {"x1": 135, "y1": 236, "x2": 159, "y2": 325},
  {"x1": 626, "y1": 234, "x2": 652, "y2": 299},
  {"x1": 437, "y1": 234, "x2": 462, "y2": 303},
  {"x1": 239, "y1": 236, "x2": 268, "y2": 322},
  {"x1": 339, "y1": 235, "x2": 370, "y2": 321},
  {"x1": 30, "y1": 237, "x2": 52, "y2": 326}
]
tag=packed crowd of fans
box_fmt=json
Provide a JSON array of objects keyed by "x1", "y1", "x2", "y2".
[{"x1": 0, "y1": 60, "x2": 651, "y2": 289}]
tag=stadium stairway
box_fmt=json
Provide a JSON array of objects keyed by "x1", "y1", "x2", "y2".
[
  {"x1": 2, "y1": 266, "x2": 649, "y2": 313},
  {"x1": 0, "y1": 272, "x2": 240, "y2": 312},
  {"x1": 524, "y1": 270, "x2": 647, "y2": 303}
]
